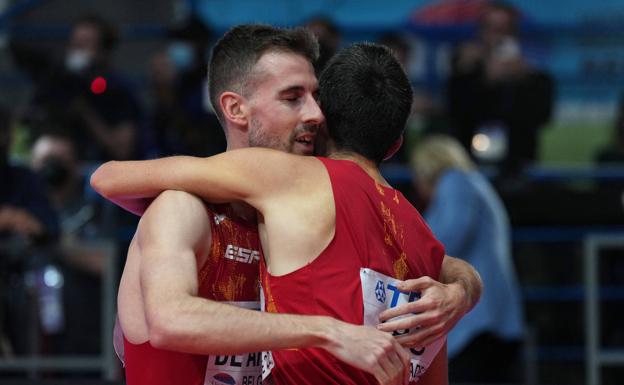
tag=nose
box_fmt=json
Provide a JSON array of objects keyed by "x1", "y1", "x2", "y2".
[{"x1": 302, "y1": 95, "x2": 325, "y2": 127}]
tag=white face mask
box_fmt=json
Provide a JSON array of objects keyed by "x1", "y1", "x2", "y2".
[
  {"x1": 168, "y1": 41, "x2": 195, "y2": 71},
  {"x1": 65, "y1": 50, "x2": 93, "y2": 73}
]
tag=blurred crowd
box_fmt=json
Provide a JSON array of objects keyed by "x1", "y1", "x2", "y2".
[{"x1": 1, "y1": 1, "x2": 622, "y2": 383}]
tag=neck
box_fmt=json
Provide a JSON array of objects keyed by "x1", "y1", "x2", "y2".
[
  {"x1": 225, "y1": 126, "x2": 248, "y2": 152},
  {"x1": 223, "y1": 131, "x2": 257, "y2": 221},
  {"x1": 328, "y1": 150, "x2": 390, "y2": 187}
]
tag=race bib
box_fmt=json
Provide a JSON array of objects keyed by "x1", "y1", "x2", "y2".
[
  {"x1": 360, "y1": 268, "x2": 446, "y2": 382},
  {"x1": 204, "y1": 301, "x2": 263, "y2": 385}
]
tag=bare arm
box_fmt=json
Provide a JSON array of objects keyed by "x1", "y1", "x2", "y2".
[
  {"x1": 439, "y1": 255, "x2": 482, "y2": 313},
  {"x1": 90, "y1": 149, "x2": 302, "y2": 215},
  {"x1": 377, "y1": 255, "x2": 482, "y2": 348},
  {"x1": 139, "y1": 190, "x2": 408, "y2": 385}
]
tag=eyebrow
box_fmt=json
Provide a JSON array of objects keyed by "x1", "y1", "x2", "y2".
[{"x1": 278, "y1": 86, "x2": 306, "y2": 96}]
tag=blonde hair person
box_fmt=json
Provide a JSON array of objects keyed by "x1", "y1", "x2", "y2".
[
  {"x1": 410, "y1": 134, "x2": 474, "y2": 202},
  {"x1": 410, "y1": 134, "x2": 526, "y2": 384}
]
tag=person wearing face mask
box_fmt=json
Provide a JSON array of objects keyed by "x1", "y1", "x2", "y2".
[
  {"x1": 30, "y1": 133, "x2": 117, "y2": 354},
  {"x1": 146, "y1": 16, "x2": 226, "y2": 158},
  {"x1": 61, "y1": 15, "x2": 143, "y2": 161},
  {"x1": 0, "y1": 107, "x2": 60, "y2": 356},
  {"x1": 9, "y1": 15, "x2": 142, "y2": 162}
]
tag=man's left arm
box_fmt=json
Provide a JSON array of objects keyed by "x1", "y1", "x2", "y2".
[
  {"x1": 377, "y1": 255, "x2": 482, "y2": 348},
  {"x1": 90, "y1": 149, "x2": 304, "y2": 215}
]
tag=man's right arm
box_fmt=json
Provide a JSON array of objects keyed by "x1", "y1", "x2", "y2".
[{"x1": 139, "y1": 190, "x2": 409, "y2": 385}]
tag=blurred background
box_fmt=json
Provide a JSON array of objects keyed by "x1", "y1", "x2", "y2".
[{"x1": 0, "y1": 0, "x2": 623, "y2": 384}]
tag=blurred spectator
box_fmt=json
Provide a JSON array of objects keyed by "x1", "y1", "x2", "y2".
[
  {"x1": 306, "y1": 16, "x2": 341, "y2": 158},
  {"x1": 30, "y1": 133, "x2": 117, "y2": 354},
  {"x1": 410, "y1": 134, "x2": 525, "y2": 384},
  {"x1": 379, "y1": 32, "x2": 411, "y2": 70},
  {"x1": 446, "y1": 1, "x2": 554, "y2": 176},
  {"x1": 145, "y1": 16, "x2": 225, "y2": 157},
  {"x1": 596, "y1": 97, "x2": 624, "y2": 163},
  {"x1": 379, "y1": 32, "x2": 451, "y2": 163},
  {"x1": 11, "y1": 15, "x2": 142, "y2": 161},
  {"x1": 304, "y1": 16, "x2": 341, "y2": 74},
  {"x1": 0, "y1": 106, "x2": 60, "y2": 355}
]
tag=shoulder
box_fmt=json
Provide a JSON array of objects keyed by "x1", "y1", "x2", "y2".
[
  {"x1": 140, "y1": 190, "x2": 211, "y2": 237},
  {"x1": 438, "y1": 169, "x2": 471, "y2": 188},
  {"x1": 434, "y1": 169, "x2": 480, "y2": 201},
  {"x1": 148, "y1": 190, "x2": 206, "y2": 213}
]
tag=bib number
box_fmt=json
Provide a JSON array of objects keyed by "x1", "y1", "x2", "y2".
[
  {"x1": 360, "y1": 268, "x2": 445, "y2": 382},
  {"x1": 204, "y1": 301, "x2": 262, "y2": 385}
]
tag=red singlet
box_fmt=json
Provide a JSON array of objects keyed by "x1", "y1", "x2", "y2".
[
  {"x1": 261, "y1": 157, "x2": 445, "y2": 385},
  {"x1": 123, "y1": 203, "x2": 262, "y2": 385}
]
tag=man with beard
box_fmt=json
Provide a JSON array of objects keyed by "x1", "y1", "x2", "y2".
[{"x1": 95, "y1": 27, "x2": 481, "y2": 385}]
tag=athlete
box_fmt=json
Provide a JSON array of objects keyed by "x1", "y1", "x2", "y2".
[{"x1": 94, "y1": 26, "x2": 482, "y2": 383}]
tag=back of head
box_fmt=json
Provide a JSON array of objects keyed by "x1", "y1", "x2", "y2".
[
  {"x1": 410, "y1": 135, "x2": 475, "y2": 186},
  {"x1": 319, "y1": 42, "x2": 413, "y2": 164},
  {"x1": 208, "y1": 24, "x2": 319, "y2": 123}
]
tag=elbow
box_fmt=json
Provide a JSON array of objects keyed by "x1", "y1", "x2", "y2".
[{"x1": 146, "y1": 312, "x2": 178, "y2": 350}]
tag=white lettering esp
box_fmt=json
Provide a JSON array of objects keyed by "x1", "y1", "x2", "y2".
[{"x1": 225, "y1": 245, "x2": 261, "y2": 264}]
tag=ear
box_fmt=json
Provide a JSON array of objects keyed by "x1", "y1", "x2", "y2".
[
  {"x1": 383, "y1": 135, "x2": 404, "y2": 161},
  {"x1": 219, "y1": 91, "x2": 249, "y2": 127}
]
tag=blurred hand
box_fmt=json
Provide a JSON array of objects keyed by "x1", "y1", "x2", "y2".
[
  {"x1": 377, "y1": 276, "x2": 469, "y2": 349},
  {"x1": 323, "y1": 320, "x2": 411, "y2": 385},
  {"x1": 0, "y1": 205, "x2": 44, "y2": 238}
]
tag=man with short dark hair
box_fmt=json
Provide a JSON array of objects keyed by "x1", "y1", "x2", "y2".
[
  {"x1": 100, "y1": 25, "x2": 419, "y2": 385},
  {"x1": 93, "y1": 42, "x2": 482, "y2": 385}
]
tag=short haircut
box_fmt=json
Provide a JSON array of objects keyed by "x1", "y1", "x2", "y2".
[
  {"x1": 319, "y1": 42, "x2": 413, "y2": 163},
  {"x1": 208, "y1": 24, "x2": 319, "y2": 122}
]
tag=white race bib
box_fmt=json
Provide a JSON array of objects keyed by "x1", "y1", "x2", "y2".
[
  {"x1": 360, "y1": 268, "x2": 446, "y2": 382},
  {"x1": 204, "y1": 301, "x2": 263, "y2": 385}
]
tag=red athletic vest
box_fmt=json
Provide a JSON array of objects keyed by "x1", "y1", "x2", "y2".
[
  {"x1": 123, "y1": 203, "x2": 262, "y2": 385},
  {"x1": 261, "y1": 157, "x2": 445, "y2": 385}
]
